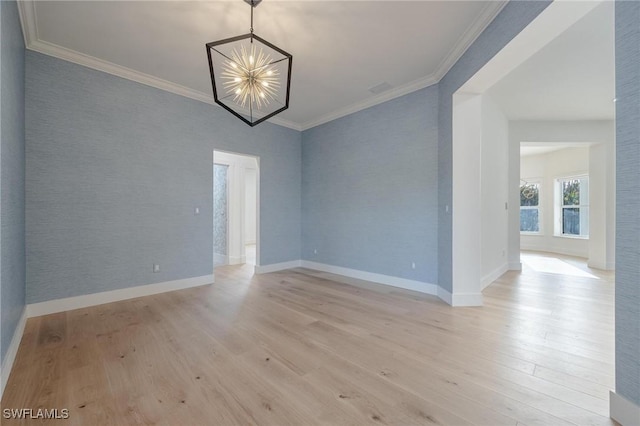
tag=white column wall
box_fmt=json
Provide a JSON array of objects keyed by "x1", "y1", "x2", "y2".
[{"x1": 452, "y1": 93, "x2": 483, "y2": 306}]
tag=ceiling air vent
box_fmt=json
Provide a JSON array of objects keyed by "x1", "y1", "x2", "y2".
[{"x1": 368, "y1": 82, "x2": 392, "y2": 94}]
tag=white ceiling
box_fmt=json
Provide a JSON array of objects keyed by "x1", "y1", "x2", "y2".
[
  {"x1": 488, "y1": 1, "x2": 615, "y2": 121},
  {"x1": 19, "y1": 1, "x2": 506, "y2": 130}
]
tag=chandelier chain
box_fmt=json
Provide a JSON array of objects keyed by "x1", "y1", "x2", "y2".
[{"x1": 250, "y1": 1, "x2": 254, "y2": 41}]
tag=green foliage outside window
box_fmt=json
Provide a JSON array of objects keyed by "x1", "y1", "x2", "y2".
[
  {"x1": 562, "y1": 179, "x2": 580, "y2": 205},
  {"x1": 520, "y1": 184, "x2": 539, "y2": 206}
]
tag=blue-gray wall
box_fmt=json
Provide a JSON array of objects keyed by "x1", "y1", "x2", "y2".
[
  {"x1": 25, "y1": 52, "x2": 301, "y2": 303},
  {"x1": 615, "y1": 0, "x2": 640, "y2": 407},
  {"x1": 0, "y1": 0, "x2": 26, "y2": 364},
  {"x1": 301, "y1": 88, "x2": 439, "y2": 286},
  {"x1": 437, "y1": 0, "x2": 552, "y2": 292}
]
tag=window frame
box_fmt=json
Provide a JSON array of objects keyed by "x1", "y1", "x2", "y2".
[
  {"x1": 555, "y1": 175, "x2": 589, "y2": 239},
  {"x1": 520, "y1": 179, "x2": 542, "y2": 235}
]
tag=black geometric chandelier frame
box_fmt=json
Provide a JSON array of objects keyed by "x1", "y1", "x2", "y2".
[{"x1": 206, "y1": 0, "x2": 293, "y2": 127}]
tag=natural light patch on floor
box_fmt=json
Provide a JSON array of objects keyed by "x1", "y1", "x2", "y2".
[{"x1": 521, "y1": 254, "x2": 600, "y2": 279}]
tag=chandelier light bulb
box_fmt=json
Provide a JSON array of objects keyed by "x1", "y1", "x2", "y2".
[{"x1": 221, "y1": 44, "x2": 280, "y2": 110}]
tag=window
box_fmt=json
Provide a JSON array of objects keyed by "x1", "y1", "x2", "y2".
[
  {"x1": 556, "y1": 177, "x2": 589, "y2": 237},
  {"x1": 520, "y1": 182, "x2": 540, "y2": 233}
]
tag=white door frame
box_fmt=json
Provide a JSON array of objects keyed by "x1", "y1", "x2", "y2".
[{"x1": 213, "y1": 150, "x2": 260, "y2": 271}]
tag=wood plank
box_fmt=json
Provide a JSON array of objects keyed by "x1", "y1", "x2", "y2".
[{"x1": 1, "y1": 252, "x2": 616, "y2": 425}]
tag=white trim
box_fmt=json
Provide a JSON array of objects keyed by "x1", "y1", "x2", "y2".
[
  {"x1": 508, "y1": 262, "x2": 523, "y2": 271},
  {"x1": 214, "y1": 253, "x2": 228, "y2": 266},
  {"x1": 26, "y1": 39, "x2": 297, "y2": 133},
  {"x1": 437, "y1": 287, "x2": 453, "y2": 305},
  {"x1": 300, "y1": 260, "x2": 438, "y2": 296},
  {"x1": 19, "y1": 39, "x2": 301, "y2": 130},
  {"x1": 519, "y1": 245, "x2": 588, "y2": 260},
  {"x1": 18, "y1": 0, "x2": 505, "y2": 132},
  {"x1": 481, "y1": 263, "x2": 508, "y2": 290},
  {"x1": 610, "y1": 391, "x2": 640, "y2": 426},
  {"x1": 588, "y1": 259, "x2": 616, "y2": 271},
  {"x1": 1, "y1": 308, "x2": 28, "y2": 399},
  {"x1": 300, "y1": 1, "x2": 507, "y2": 132},
  {"x1": 299, "y1": 75, "x2": 438, "y2": 130},
  {"x1": 451, "y1": 292, "x2": 484, "y2": 307},
  {"x1": 437, "y1": 286, "x2": 483, "y2": 307},
  {"x1": 27, "y1": 275, "x2": 214, "y2": 318},
  {"x1": 254, "y1": 260, "x2": 302, "y2": 274},
  {"x1": 16, "y1": 0, "x2": 37, "y2": 47},
  {"x1": 431, "y1": 1, "x2": 508, "y2": 84},
  {"x1": 228, "y1": 255, "x2": 246, "y2": 265}
]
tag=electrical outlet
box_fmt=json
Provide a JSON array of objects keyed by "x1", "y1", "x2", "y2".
[
  {"x1": 445, "y1": 205, "x2": 449, "y2": 213},
  {"x1": 313, "y1": 249, "x2": 318, "y2": 255},
  {"x1": 195, "y1": 207, "x2": 200, "y2": 215},
  {"x1": 411, "y1": 262, "x2": 416, "y2": 270},
  {"x1": 153, "y1": 264, "x2": 160, "y2": 273}
]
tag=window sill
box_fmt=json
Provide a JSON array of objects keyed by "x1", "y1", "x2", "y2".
[
  {"x1": 521, "y1": 232, "x2": 542, "y2": 236},
  {"x1": 554, "y1": 234, "x2": 589, "y2": 240}
]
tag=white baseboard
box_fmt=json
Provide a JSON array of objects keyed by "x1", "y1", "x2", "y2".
[
  {"x1": 508, "y1": 261, "x2": 522, "y2": 271},
  {"x1": 610, "y1": 391, "x2": 640, "y2": 426},
  {"x1": 520, "y1": 246, "x2": 588, "y2": 259},
  {"x1": 27, "y1": 275, "x2": 214, "y2": 318},
  {"x1": 255, "y1": 259, "x2": 476, "y2": 307},
  {"x1": 1, "y1": 307, "x2": 28, "y2": 400},
  {"x1": 228, "y1": 255, "x2": 246, "y2": 265},
  {"x1": 587, "y1": 259, "x2": 615, "y2": 271},
  {"x1": 214, "y1": 253, "x2": 228, "y2": 265},
  {"x1": 255, "y1": 260, "x2": 302, "y2": 274},
  {"x1": 450, "y1": 292, "x2": 483, "y2": 307},
  {"x1": 300, "y1": 260, "x2": 438, "y2": 295},
  {"x1": 481, "y1": 263, "x2": 508, "y2": 290},
  {"x1": 437, "y1": 287, "x2": 453, "y2": 305},
  {"x1": 437, "y1": 287, "x2": 483, "y2": 306}
]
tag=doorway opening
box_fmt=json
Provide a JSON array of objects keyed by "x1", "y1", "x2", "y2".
[
  {"x1": 519, "y1": 139, "x2": 615, "y2": 275},
  {"x1": 213, "y1": 150, "x2": 259, "y2": 272},
  {"x1": 450, "y1": 0, "x2": 614, "y2": 304}
]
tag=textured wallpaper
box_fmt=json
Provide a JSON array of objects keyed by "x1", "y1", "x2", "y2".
[
  {"x1": 0, "y1": 0, "x2": 26, "y2": 364},
  {"x1": 302, "y1": 88, "x2": 439, "y2": 287},
  {"x1": 25, "y1": 52, "x2": 301, "y2": 303},
  {"x1": 615, "y1": 0, "x2": 640, "y2": 407}
]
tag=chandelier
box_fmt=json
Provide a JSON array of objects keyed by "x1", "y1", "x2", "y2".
[{"x1": 206, "y1": 0, "x2": 292, "y2": 127}]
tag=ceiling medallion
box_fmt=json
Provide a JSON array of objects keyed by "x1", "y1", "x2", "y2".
[{"x1": 206, "y1": 0, "x2": 293, "y2": 127}]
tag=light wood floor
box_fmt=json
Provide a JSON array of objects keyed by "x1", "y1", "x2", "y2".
[{"x1": 2, "y1": 252, "x2": 616, "y2": 425}]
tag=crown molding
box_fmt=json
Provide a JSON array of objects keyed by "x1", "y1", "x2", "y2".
[
  {"x1": 17, "y1": 1, "x2": 301, "y2": 131},
  {"x1": 17, "y1": 0, "x2": 505, "y2": 133},
  {"x1": 432, "y1": 1, "x2": 508, "y2": 82},
  {"x1": 299, "y1": 0, "x2": 507, "y2": 131},
  {"x1": 31, "y1": 38, "x2": 216, "y2": 103},
  {"x1": 299, "y1": 74, "x2": 439, "y2": 131},
  {"x1": 16, "y1": 0, "x2": 38, "y2": 47},
  {"x1": 25, "y1": 38, "x2": 302, "y2": 130}
]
